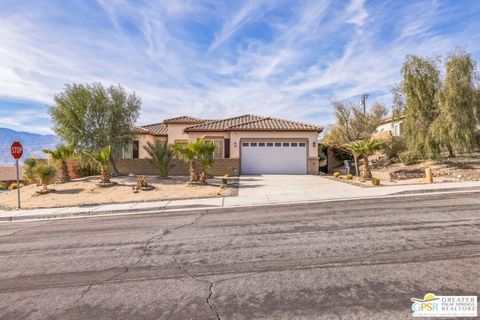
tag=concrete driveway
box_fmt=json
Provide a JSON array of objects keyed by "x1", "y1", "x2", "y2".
[{"x1": 237, "y1": 174, "x2": 367, "y2": 202}]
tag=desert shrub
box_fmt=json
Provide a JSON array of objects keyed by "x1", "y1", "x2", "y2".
[
  {"x1": 371, "y1": 178, "x2": 380, "y2": 186},
  {"x1": 33, "y1": 163, "x2": 57, "y2": 191},
  {"x1": 382, "y1": 136, "x2": 406, "y2": 159},
  {"x1": 136, "y1": 175, "x2": 150, "y2": 188},
  {"x1": 0, "y1": 182, "x2": 7, "y2": 190},
  {"x1": 346, "y1": 174, "x2": 353, "y2": 180},
  {"x1": 399, "y1": 152, "x2": 417, "y2": 165},
  {"x1": 23, "y1": 157, "x2": 38, "y2": 184},
  {"x1": 333, "y1": 172, "x2": 341, "y2": 178},
  {"x1": 331, "y1": 146, "x2": 352, "y2": 162},
  {"x1": 73, "y1": 156, "x2": 100, "y2": 178}
]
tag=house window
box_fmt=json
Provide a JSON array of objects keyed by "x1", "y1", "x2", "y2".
[
  {"x1": 275, "y1": 142, "x2": 281, "y2": 147},
  {"x1": 132, "y1": 140, "x2": 139, "y2": 159},
  {"x1": 242, "y1": 142, "x2": 249, "y2": 147},
  {"x1": 267, "y1": 142, "x2": 273, "y2": 147},
  {"x1": 291, "y1": 142, "x2": 298, "y2": 147},
  {"x1": 251, "y1": 142, "x2": 257, "y2": 147},
  {"x1": 205, "y1": 139, "x2": 224, "y2": 159},
  {"x1": 259, "y1": 142, "x2": 265, "y2": 147},
  {"x1": 283, "y1": 142, "x2": 289, "y2": 147},
  {"x1": 299, "y1": 142, "x2": 306, "y2": 147}
]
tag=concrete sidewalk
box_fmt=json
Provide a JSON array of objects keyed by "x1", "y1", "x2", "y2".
[{"x1": 1, "y1": 176, "x2": 479, "y2": 222}]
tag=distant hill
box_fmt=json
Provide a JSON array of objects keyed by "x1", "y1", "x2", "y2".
[{"x1": 0, "y1": 128, "x2": 60, "y2": 165}]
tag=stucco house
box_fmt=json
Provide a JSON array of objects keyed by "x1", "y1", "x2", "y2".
[
  {"x1": 375, "y1": 114, "x2": 405, "y2": 137},
  {"x1": 118, "y1": 114, "x2": 322, "y2": 175}
]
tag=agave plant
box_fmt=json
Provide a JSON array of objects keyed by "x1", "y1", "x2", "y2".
[
  {"x1": 33, "y1": 163, "x2": 57, "y2": 192},
  {"x1": 84, "y1": 146, "x2": 111, "y2": 183},
  {"x1": 43, "y1": 144, "x2": 75, "y2": 182},
  {"x1": 345, "y1": 139, "x2": 383, "y2": 179}
]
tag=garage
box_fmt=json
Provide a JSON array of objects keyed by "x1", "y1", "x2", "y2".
[{"x1": 241, "y1": 140, "x2": 307, "y2": 174}]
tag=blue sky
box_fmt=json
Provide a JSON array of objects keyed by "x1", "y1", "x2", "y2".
[{"x1": 1, "y1": 0, "x2": 480, "y2": 134}]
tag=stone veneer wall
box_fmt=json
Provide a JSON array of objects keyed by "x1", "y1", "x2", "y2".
[{"x1": 114, "y1": 158, "x2": 240, "y2": 176}]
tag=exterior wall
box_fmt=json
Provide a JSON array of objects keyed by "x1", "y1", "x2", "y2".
[
  {"x1": 134, "y1": 134, "x2": 167, "y2": 159},
  {"x1": 166, "y1": 124, "x2": 192, "y2": 144},
  {"x1": 187, "y1": 132, "x2": 231, "y2": 141},
  {"x1": 376, "y1": 120, "x2": 403, "y2": 136},
  {"x1": 115, "y1": 158, "x2": 240, "y2": 176}
]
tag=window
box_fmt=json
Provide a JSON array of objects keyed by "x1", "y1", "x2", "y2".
[
  {"x1": 259, "y1": 142, "x2": 265, "y2": 147},
  {"x1": 205, "y1": 139, "x2": 224, "y2": 159},
  {"x1": 132, "y1": 140, "x2": 139, "y2": 158},
  {"x1": 291, "y1": 142, "x2": 298, "y2": 147},
  {"x1": 251, "y1": 142, "x2": 257, "y2": 147},
  {"x1": 267, "y1": 142, "x2": 273, "y2": 147},
  {"x1": 242, "y1": 142, "x2": 249, "y2": 147},
  {"x1": 283, "y1": 142, "x2": 289, "y2": 147},
  {"x1": 275, "y1": 142, "x2": 281, "y2": 147},
  {"x1": 299, "y1": 142, "x2": 306, "y2": 147}
]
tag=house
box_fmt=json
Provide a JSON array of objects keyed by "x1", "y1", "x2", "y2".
[
  {"x1": 375, "y1": 114, "x2": 405, "y2": 137},
  {"x1": 118, "y1": 115, "x2": 323, "y2": 175},
  {"x1": 0, "y1": 166, "x2": 23, "y2": 187}
]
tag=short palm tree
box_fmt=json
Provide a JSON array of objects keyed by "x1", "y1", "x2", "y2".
[
  {"x1": 143, "y1": 142, "x2": 174, "y2": 178},
  {"x1": 43, "y1": 144, "x2": 75, "y2": 182},
  {"x1": 197, "y1": 139, "x2": 216, "y2": 183},
  {"x1": 345, "y1": 139, "x2": 383, "y2": 179},
  {"x1": 33, "y1": 163, "x2": 57, "y2": 192},
  {"x1": 84, "y1": 146, "x2": 112, "y2": 183},
  {"x1": 23, "y1": 157, "x2": 38, "y2": 184},
  {"x1": 172, "y1": 140, "x2": 203, "y2": 182}
]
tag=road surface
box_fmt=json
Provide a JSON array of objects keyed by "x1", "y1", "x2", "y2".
[{"x1": 0, "y1": 192, "x2": 479, "y2": 319}]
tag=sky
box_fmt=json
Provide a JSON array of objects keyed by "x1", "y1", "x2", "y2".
[{"x1": 1, "y1": 0, "x2": 480, "y2": 135}]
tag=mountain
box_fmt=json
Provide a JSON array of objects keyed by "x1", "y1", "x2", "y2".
[{"x1": 0, "y1": 128, "x2": 60, "y2": 165}]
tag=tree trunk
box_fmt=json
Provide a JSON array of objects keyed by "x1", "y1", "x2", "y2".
[
  {"x1": 189, "y1": 161, "x2": 198, "y2": 182},
  {"x1": 101, "y1": 166, "x2": 111, "y2": 183},
  {"x1": 60, "y1": 161, "x2": 70, "y2": 182},
  {"x1": 109, "y1": 156, "x2": 119, "y2": 176},
  {"x1": 353, "y1": 154, "x2": 359, "y2": 176},
  {"x1": 362, "y1": 157, "x2": 372, "y2": 179},
  {"x1": 43, "y1": 183, "x2": 48, "y2": 191},
  {"x1": 446, "y1": 142, "x2": 455, "y2": 157}
]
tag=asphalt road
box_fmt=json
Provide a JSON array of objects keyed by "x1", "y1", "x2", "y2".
[{"x1": 0, "y1": 192, "x2": 479, "y2": 319}]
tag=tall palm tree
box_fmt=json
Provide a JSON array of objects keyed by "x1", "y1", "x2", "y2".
[
  {"x1": 84, "y1": 146, "x2": 112, "y2": 183},
  {"x1": 143, "y1": 141, "x2": 174, "y2": 178},
  {"x1": 345, "y1": 139, "x2": 383, "y2": 179},
  {"x1": 198, "y1": 139, "x2": 216, "y2": 183},
  {"x1": 43, "y1": 144, "x2": 75, "y2": 182}
]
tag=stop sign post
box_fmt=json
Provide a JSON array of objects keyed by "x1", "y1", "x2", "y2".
[{"x1": 11, "y1": 141, "x2": 23, "y2": 209}]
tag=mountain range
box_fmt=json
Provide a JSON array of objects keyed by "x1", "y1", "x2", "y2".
[{"x1": 0, "y1": 127, "x2": 59, "y2": 165}]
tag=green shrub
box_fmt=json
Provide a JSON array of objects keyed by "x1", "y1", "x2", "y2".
[
  {"x1": 9, "y1": 182, "x2": 23, "y2": 190},
  {"x1": 371, "y1": 178, "x2": 380, "y2": 186},
  {"x1": 23, "y1": 157, "x2": 38, "y2": 184},
  {"x1": 333, "y1": 172, "x2": 341, "y2": 178},
  {"x1": 73, "y1": 156, "x2": 100, "y2": 177},
  {"x1": 0, "y1": 182, "x2": 7, "y2": 190},
  {"x1": 382, "y1": 136, "x2": 406, "y2": 159},
  {"x1": 33, "y1": 163, "x2": 57, "y2": 191},
  {"x1": 399, "y1": 152, "x2": 417, "y2": 165},
  {"x1": 346, "y1": 174, "x2": 353, "y2": 180}
]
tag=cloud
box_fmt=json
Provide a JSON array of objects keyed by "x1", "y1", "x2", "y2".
[{"x1": 0, "y1": 0, "x2": 479, "y2": 134}]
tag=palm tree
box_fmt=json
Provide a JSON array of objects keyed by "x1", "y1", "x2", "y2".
[
  {"x1": 143, "y1": 142, "x2": 174, "y2": 178},
  {"x1": 172, "y1": 140, "x2": 203, "y2": 183},
  {"x1": 33, "y1": 163, "x2": 57, "y2": 192},
  {"x1": 43, "y1": 144, "x2": 75, "y2": 182},
  {"x1": 198, "y1": 139, "x2": 216, "y2": 183},
  {"x1": 23, "y1": 157, "x2": 38, "y2": 185},
  {"x1": 84, "y1": 146, "x2": 112, "y2": 183},
  {"x1": 345, "y1": 139, "x2": 383, "y2": 179}
]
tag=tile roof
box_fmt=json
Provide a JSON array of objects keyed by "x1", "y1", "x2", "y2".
[
  {"x1": 379, "y1": 114, "x2": 406, "y2": 124},
  {"x1": 184, "y1": 114, "x2": 322, "y2": 132},
  {"x1": 0, "y1": 166, "x2": 23, "y2": 181},
  {"x1": 141, "y1": 123, "x2": 168, "y2": 136},
  {"x1": 130, "y1": 125, "x2": 150, "y2": 134},
  {"x1": 162, "y1": 116, "x2": 204, "y2": 124}
]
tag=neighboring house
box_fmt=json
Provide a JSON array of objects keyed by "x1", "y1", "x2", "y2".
[
  {"x1": 121, "y1": 115, "x2": 323, "y2": 175},
  {"x1": 375, "y1": 114, "x2": 405, "y2": 137},
  {"x1": 0, "y1": 166, "x2": 23, "y2": 187}
]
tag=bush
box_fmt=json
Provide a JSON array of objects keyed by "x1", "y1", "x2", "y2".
[
  {"x1": 33, "y1": 163, "x2": 57, "y2": 191},
  {"x1": 371, "y1": 178, "x2": 380, "y2": 186},
  {"x1": 0, "y1": 182, "x2": 7, "y2": 190},
  {"x1": 346, "y1": 174, "x2": 353, "y2": 180},
  {"x1": 23, "y1": 157, "x2": 38, "y2": 184},
  {"x1": 333, "y1": 172, "x2": 341, "y2": 178},
  {"x1": 9, "y1": 182, "x2": 23, "y2": 190},
  {"x1": 382, "y1": 136, "x2": 406, "y2": 159},
  {"x1": 136, "y1": 175, "x2": 150, "y2": 188},
  {"x1": 400, "y1": 152, "x2": 417, "y2": 165},
  {"x1": 73, "y1": 156, "x2": 100, "y2": 178}
]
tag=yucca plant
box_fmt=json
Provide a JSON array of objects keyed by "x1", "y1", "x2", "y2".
[
  {"x1": 43, "y1": 144, "x2": 75, "y2": 182},
  {"x1": 143, "y1": 141, "x2": 174, "y2": 178},
  {"x1": 84, "y1": 146, "x2": 111, "y2": 183},
  {"x1": 33, "y1": 163, "x2": 57, "y2": 192},
  {"x1": 345, "y1": 139, "x2": 383, "y2": 179}
]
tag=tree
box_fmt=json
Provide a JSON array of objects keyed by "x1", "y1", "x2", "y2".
[
  {"x1": 23, "y1": 158, "x2": 38, "y2": 185},
  {"x1": 171, "y1": 141, "x2": 202, "y2": 183},
  {"x1": 84, "y1": 146, "x2": 112, "y2": 183},
  {"x1": 33, "y1": 163, "x2": 57, "y2": 192},
  {"x1": 49, "y1": 83, "x2": 141, "y2": 174},
  {"x1": 401, "y1": 55, "x2": 442, "y2": 159},
  {"x1": 197, "y1": 139, "x2": 216, "y2": 183},
  {"x1": 323, "y1": 99, "x2": 387, "y2": 146},
  {"x1": 43, "y1": 144, "x2": 75, "y2": 182},
  {"x1": 433, "y1": 51, "x2": 477, "y2": 156},
  {"x1": 143, "y1": 142, "x2": 174, "y2": 178},
  {"x1": 345, "y1": 140, "x2": 383, "y2": 179}
]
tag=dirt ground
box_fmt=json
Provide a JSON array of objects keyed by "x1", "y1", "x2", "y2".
[
  {"x1": 0, "y1": 175, "x2": 234, "y2": 210},
  {"x1": 331, "y1": 153, "x2": 480, "y2": 187}
]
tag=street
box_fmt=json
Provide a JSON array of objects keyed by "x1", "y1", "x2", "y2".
[{"x1": 0, "y1": 192, "x2": 479, "y2": 319}]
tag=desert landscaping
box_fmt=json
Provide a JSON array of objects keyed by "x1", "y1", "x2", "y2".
[{"x1": 0, "y1": 175, "x2": 234, "y2": 210}]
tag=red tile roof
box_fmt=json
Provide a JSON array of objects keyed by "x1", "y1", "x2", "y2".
[
  {"x1": 184, "y1": 114, "x2": 322, "y2": 132},
  {"x1": 141, "y1": 123, "x2": 168, "y2": 136},
  {"x1": 162, "y1": 116, "x2": 205, "y2": 124},
  {"x1": 0, "y1": 166, "x2": 23, "y2": 182}
]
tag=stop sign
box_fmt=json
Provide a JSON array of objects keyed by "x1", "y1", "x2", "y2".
[{"x1": 11, "y1": 141, "x2": 23, "y2": 160}]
